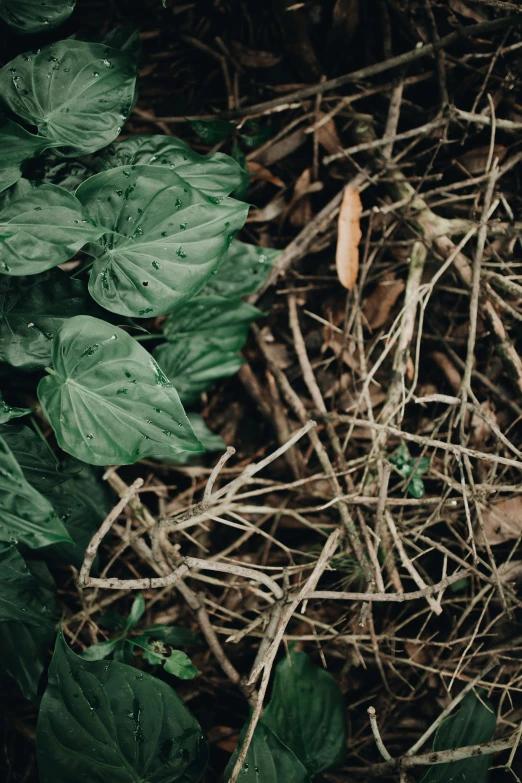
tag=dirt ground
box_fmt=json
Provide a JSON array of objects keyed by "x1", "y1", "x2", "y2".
[{"x1": 2, "y1": 0, "x2": 522, "y2": 781}]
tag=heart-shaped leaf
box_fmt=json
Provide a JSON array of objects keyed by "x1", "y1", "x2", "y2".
[
  {"x1": 36, "y1": 630, "x2": 208, "y2": 783},
  {"x1": 154, "y1": 296, "x2": 261, "y2": 404},
  {"x1": 0, "y1": 269, "x2": 98, "y2": 370},
  {"x1": 224, "y1": 721, "x2": 309, "y2": 783},
  {"x1": 0, "y1": 434, "x2": 72, "y2": 549},
  {"x1": 38, "y1": 315, "x2": 202, "y2": 466},
  {"x1": 0, "y1": 390, "x2": 32, "y2": 422},
  {"x1": 0, "y1": 39, "x2": 137, "y2": 155},
  {"x1": 0, "y1": 547, "x2": 57, "y2": 700},
  {"x1": 0, "y1": 0, "x2": 75, "y2": 34},
  {"x1": 202, "y1": 240, "x2": 278, "y2": 298},
  {"x1": 419, "y1": 689, "x2": 496, "y2": 783},
  {"x1": 262, "y1": 649, "x2": 346, "y2": 776},
  {"x1": 94, "y1": 135, "x2": 247, "y2": 197},
  {"x1": 0, "y1": 180, "x2": 101, "y2": 276},
  {"x1": 76, "y1": 164, "x2": 249, "y2": 317},
  {"x1": 0, "y1": 423, "x2": 65, "y2": 493},
  {"x1": 0, "y1": 117, "x2": 52, "y2": 192}
]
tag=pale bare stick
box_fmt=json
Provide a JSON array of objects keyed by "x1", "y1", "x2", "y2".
[
  {"x1": 228, "y1": 530, "x2": 341, "y2": 783},
  {"x1": 160, "y1": 420, "x2": 316, "y2": 528},
  {"x1": 368, "y1": 706, "x2": 394, "y2": 762},
  {"x1": 384, "y1": 510, "x2": 442, "y2": 615},
  {"x1": 77, "y1": 478, "x2": 144, "y2": 588},
  {"x1": 326, "y1": 416, "x2": 522, "y2": 472},
  {"x1": 203, "y1": 446, "x2": 236, "y2": 503},
  {"x1": 308, "y1": 568, "x2": 470, "y2": 602},
  {"x1": 402, "y1": 735, "x2": 517, "y2": 768}
]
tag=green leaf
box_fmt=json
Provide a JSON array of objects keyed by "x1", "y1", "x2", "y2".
[
  {"x1": 36, "y1": 630, "x2": 208, "y2": 783},
  {"x1": 38, "y1": 315, "x2": 203, "y2": 466},
  {"x1": 164, "y1": 296, "x2": 262, "y2": 349},
  {"x1": 0, "y1": 390, "x2": 32, "y2": 422},
  {"x1": 94, "y1": 135, "x2": 247, "y2": 197},
  {"x1": 0, "y1": 180, "x2": 101, "y2": 276},
  {"x1": 0, "y1": 546, "x2": 57, "y2": 700},
  {"x1": 0, "y1": 39, "x2": 138, "y2": 155},
  {"x1": 239, "y1": 120, "x2": 273, "y2": 149},
  {"x1": 419, "y1": 689, "x2": 496, "y2": 783},
  {"x1": 0, "y1": 423, "x2": 65, "y2": 493},
  {"x1": 407, "y1": 472, "x2": 425, "y2": 499},
  {"x1": 162, "y1": 413, "x2": 224, "y2": 465},
  {"x1": 231, "y1": 142, "x2": 249, "y2": 201},
  {"x1": 154, "y1": 296, "x2": 261, "y2": 404},
  {"x1": 154, "y1": 338, "x2": 243, "y2": 405},
  {"x1": 81, "y1": 638, "x2": 123, "y2": 661},
  {"x1": 163, "y1": 649, "x2": 199, "y2": 679},
  {"x1": 0, "y1": 117, "x2": 52, "y2": 192},
  {"x1": 0, "y1": 434, "x2": 72, "y2": 549},
  {"x1": 262, "y1": 649, "x2": 346, "y2": 776},
  {"x1": 0, "y1": 269, "x2": 99, "y2": 370},
  {"x1": 202, "y1": 240, "x2": 278, "y2": 298},
  {"x1": 224, "y1": 721, "x2": 309, "y2": 783},
  {"x1": 131, "y1": 636, "x2": 199, "y2": 679},
  {"x1": 0, "y1": 0, "x2": 75, "y2": 34},
  {"x1": 126, "y1": 593, "x2": 146, "y2": 630},
  {"x1": 46, "y1": 462, "x2": 114, "y2": 569},
  {"x1": 188, "y1": 118, "x2": 235, "y2": 145},
  {"x1": 97, "y1": 610, "x2": 128, "y2": 632},
  {"x1": 76, "y1": 164, "x2": 249, "y2": 317},
  {"x1": 141, "y1": 623, "x2": 201, "y2": 646}
]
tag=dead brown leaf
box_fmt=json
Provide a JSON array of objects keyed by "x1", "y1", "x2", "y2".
[
  {"x1": 456, "y1": 145, "x2": 507, "y2": 175},
  {"x1": 246, "y1": 194, "x2": 286, "y2": 223},
  {"x1": 230, "y1": 41, "x2": 281, "y2": 68},
  {"x1": 448, "y1": 0, "x2": 486, "y2": 23},
  {"x1": 336, "y1": 185, "x2": 362, "y2": 289},
  {"x1": 405, "y1": 641, "x2": 430, "y2": 666},
  {"x1": 315, "y1": 112, "x2": 343, "y2": 156},
  {"x1": 480, "y1": 496, "x2": 522, "y2": 545},
  {"x1": 247, "y1": 161, "x2": 284, "y2": 188},
  {"x1": 253, "y1": 128, "x2": 306, "y2": 167},
  {"x1": 289, "y1": 168, "x2": 313, "y2": 228},
  {"x1": 363, "y1": 273, "x2": 405, "y2": 329}
]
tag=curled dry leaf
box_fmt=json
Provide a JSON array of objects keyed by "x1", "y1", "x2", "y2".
[
  {"x1": 448, "y1": 0, "x2": 487, "y2": 23},
  {"x1": 479, "y1": 496, "x2": 522, "y2": 546},
  {"x1": 456, "y1": 145, "x2": 507, "y2": 175},
  {"x1": 247, "y1": 161, "x2": 284, "y2": 188},
  {"x1": 230, "y1": 41, "x2": 281, "y2": 68},
  {"x1": 362, "y1": 273, "x2": 405, "y2": 329},
  {"x1": 336, "y1": 185, "x2": 362, "y2": 289},
  {"x1": 247, "y1": 194, "x2": 286, "y2": 223},
  {"x1": 254, "y1": 128, "x2": 307, "y2": 167},
  {"x1": 315, "y1": 112, "x2": 343, "y2": 156}
]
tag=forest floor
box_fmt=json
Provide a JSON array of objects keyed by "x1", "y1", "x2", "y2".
[{"x1": 3, "y1": 0, "x2": 522, "y2": 781}]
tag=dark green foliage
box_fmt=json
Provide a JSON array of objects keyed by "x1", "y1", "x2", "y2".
[
  {"x1": 420, "y1": 690, "x2": 497, "y2": 783},
  {"x1": 0, "y1": 269, "x2": 98, "y2": 370},
  {"x1": 389, "y1": 443, "x2": 430, "y2": 499},
  {"x1": 224, "y1": 721, "x2": 309, "y2": 782},
  {"x1": 36, "y1": 631, "x2": 208, "y2": 783},
  {"x1": 0, "y1": 0, "x2": 75, "y2": 34},
  {"x1": 38, "y1": 316, "x2": 203, "y2": 465},
  {"x1": 0, "y1": 546, "x2": 57, "y2": 699},
  {"x1": 262, "y1": 648, "x2": 347, "y2": 776}
]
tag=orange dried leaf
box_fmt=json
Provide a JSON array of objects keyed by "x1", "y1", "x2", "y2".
[
  {"x1": 336, "y1": 185, "x2": 362, "y2": 289},
  {"x1": 247, "y1": 161, "x2": 284, "y2": 188}
]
